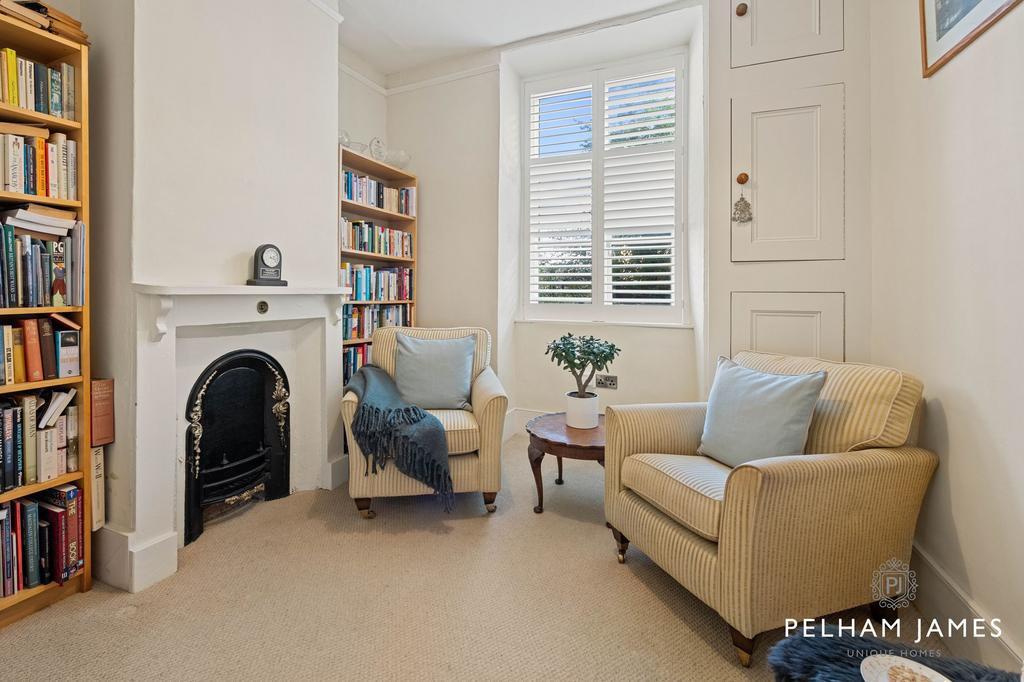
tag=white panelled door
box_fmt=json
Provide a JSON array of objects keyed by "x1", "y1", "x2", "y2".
[
  {"x1": 731, "y1": 0, "x2": 845, "y2": 67},
  {"x1": 731, "y1": 291, "x2": 845, "y2": 360},
  {"x1": 731, "y1": 83, "x2": 844, "y2": 262}
]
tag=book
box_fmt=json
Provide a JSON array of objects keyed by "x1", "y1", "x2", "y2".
[
  {"x1": 91, "y1": 445, "x2": 103, "y2": 530},
  {"x1": 2, "y1": 48, "x2": 16, "y2": 106},
  {"x1": 45, "y1": 141, "x2": 56, "y2": 196},
  {"x1": 37, "y1": 518, "x2": 50, "y2": 583},
  {"x1": 65, "y1": 404, "x2": 77, "y2": 471},
  {"x1": 1, "y1": 407, "x2": 12, "y2": 490},
  {"x1": 13, "y1": 405, "x2": 22, "y2": 486},
  {"x1": 0, "y1": 0, "x2": 48, "y2": 28},
  {"x1": 47, "y1": 67, "x2": 60, "y2": 119},
  {"x1": 2, "y1": 324, "x2": 12, "y2": 384},
  {"x1": 20, "y1": 394, "x2": 35, "y2": 483},
  {"x1": 0, "y1": 123, "x2": 50, "y2": 139},
  {"x1": 33, "y1": 62, "x2": 46, "y2": 113},
  {"x1": 18, "y1": 498, "x2": 39, "y2": 587},
  {"x1": 36, "y1": 425, "x2": 57, "y2": 481},
  {"x1": 66, "y1": 138, "x2": 76, "y2": 200},
  {"x1": 15, "y1": 57, "x2": 24, "y2": 110},
  {"x1": 17, "y1": 318, "x2": 41, "y2": 381},
  {"x1": 60, "y1": 63, "x2": 73, "y2": 120},
  {"x1": 37, "y1": 316, "x2": 56, "y2": 379},
  {"x1": 48, "y1": 132, "x2": 66, "y2": 199},
  {"x1": 25, "y1": 57, "x2": 33, "y2": 111},
  {"x1": 19, "y1": 2, "x2": 81, "y2": 28},
  {"x1": 55, "y1": 329, "x2": 77, "y2": 376},
  {"x1": 4, "y1": 133, "x2": 23, "y2": 192},
  {"x1": 34, "y1": 499, "x2": 65, "y2": 583},
  {"x1": 1, "y1": 504, "x2": 12, "y2": 595},
  {"x1": 91, "y1": 378, "x2": 113, "y2": 446},
  {"x1": 11, "y1": 326, "x2": 24, "y2": 383},
  {"x1": 2, "y1": 223, "x2": 14, "y2": 304},
  {"x1": 38, "y1": 387, "x2": 73, "y2": 428}
]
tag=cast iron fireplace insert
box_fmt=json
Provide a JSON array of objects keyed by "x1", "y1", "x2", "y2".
[{"x1": 184, "y1": 349, "x2": 290, "y2": 544}]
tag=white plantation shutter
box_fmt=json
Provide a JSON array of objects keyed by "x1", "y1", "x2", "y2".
[{"x1": 525, "y1": 61, "x2": 683, "y2": 321}]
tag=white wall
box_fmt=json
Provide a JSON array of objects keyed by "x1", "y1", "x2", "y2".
[
  {"x1": 386, "y1": 69, "x2": 501, "y2": 343},
  {"x1": 869, "y1": 0, "x2": 1024, "y2": 668},
  {"x1": 132, "y1": 0, "x2": 338, "y2": 288},
  {"x1": 496, "y1": 56, "x2": 522, "y2": 391},
  {"x1": 339, "y1": 46, "x2": 388, "y2": 143},
  {"x1": 685, "y1": 14, "x2": 707, "y2": 395}
]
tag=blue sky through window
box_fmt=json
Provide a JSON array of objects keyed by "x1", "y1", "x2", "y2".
[{"x1": 534, "y1": 88, "x2": 592, "y2": 157}]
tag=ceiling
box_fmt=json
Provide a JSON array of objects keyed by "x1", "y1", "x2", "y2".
[{"x1": 339, "y1": 0, "x2": 682, "y2": 75}]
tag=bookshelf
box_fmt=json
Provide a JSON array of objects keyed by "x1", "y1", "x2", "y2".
[
  {"x1": 0, "y1": 14, "x2": 91, "y2": 627},
  {"x1": 339, "y1": 147, "x2": 417, "y2": 382}
]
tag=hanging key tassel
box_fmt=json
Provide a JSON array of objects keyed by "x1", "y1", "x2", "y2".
[{"x1": 732, "y1": 193, "x2": 753, "y2": 223}]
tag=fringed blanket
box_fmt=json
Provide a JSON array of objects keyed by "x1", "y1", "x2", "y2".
[{"x1": 345, "y1": 365, "x2": 454, "y2": 512}]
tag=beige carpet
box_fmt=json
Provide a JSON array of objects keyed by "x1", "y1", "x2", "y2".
[{"x1": 0, "y1": 434, "x2": 939, "y2": 680}]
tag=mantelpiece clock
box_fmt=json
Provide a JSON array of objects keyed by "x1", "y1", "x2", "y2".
[{"x1": 247, "y1": 244, "x2": 287, "y2": 286}]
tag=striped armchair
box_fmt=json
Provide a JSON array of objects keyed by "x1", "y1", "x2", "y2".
[
  {"x1": 605, "y1": 352, "x2": 938, "y2": 666},
  {"x1": 341, "y1": 327, "x2": 508, "y2": 518}
]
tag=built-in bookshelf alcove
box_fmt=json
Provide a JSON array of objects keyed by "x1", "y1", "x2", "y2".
[{"x1": 183, "y1": 349, "x2": 291, "y2": 544}]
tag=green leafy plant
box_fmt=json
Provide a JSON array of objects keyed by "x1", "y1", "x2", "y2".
[{"x1": 545, "y1": 333, "x2": 621, "y2": 397}]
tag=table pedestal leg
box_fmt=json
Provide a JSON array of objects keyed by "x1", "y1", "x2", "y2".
[
  {"x1": 528, "y1": 444, "x2": 545, "y2": 513},
  {"x1": 555, "y1": 456, "x2": 564, "y2": 485}
]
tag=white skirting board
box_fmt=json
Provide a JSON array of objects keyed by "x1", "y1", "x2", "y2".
[{"x1": 911, "y1": 545, "x2": 1022, "y2": 671}]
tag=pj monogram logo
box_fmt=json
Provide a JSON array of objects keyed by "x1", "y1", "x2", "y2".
[{"x1": 872, "y1": 558, "x2": 918, "y2": 609}]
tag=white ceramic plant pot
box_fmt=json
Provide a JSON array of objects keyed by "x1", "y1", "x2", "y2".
[{"x1": 565, "y1": 391, "x2": 599, "y2": 429}]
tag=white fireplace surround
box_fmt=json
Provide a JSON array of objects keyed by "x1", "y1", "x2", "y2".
[{"x1": 94, "y1": 284, "x2": 348, "y2": 592}]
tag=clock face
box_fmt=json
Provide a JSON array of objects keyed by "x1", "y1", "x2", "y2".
[{"x1": 261, "y1": 247, "x2": 281, "y2": 268}]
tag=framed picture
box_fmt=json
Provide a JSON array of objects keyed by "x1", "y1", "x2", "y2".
[{"x1": 919, "y1": 0, "x2": 1022, "y2": 76}]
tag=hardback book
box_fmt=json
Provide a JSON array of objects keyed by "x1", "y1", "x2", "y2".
[
  {"x1": 60, "y1": 64, "x2": 73, "y2": 120},
  {"x1": 19, "y1": 2, "x2": 82, "y2": 28},
  {"x1": 23, "y1": 203, "x2": 76, "y2": 223},
  {"x1": 33, "y1": 62, "x2": 47, "y2": 113},
  {"x1": 20, "y1": 394, "x2": 36, "y2": 483},
  {"x1": 2, "y1": 324, "x2": 12, "y2": 384},
  {"x1": 91, "y1": 378, "x2": 114, "y2": 446},
  {"x1": 17, "y1": 317, "x2": 42, "y2": 382},
  {"x1": 91, "y1": 445, "x2": 103, "y2": 530},
  {"x1": 47, "y1": 67, "x2": 60, "y2": 120},
  {"x1": 1, "y1": 48, "x2": 14, "y2": 105},
  {"x1": 46, "y1": 141, "x2": 57, "y2": 197},
  {"x1": 55, "y1": 329, "x2": 78, "y2": 376},
  {"x1": 1, "y1": 406, "x2": 13, "y2": 490},
  {"x1": 37, "y1": 518, "x2": 50, "y2": 584},
  {"x1": 18, "y1": 499, "x2": 39, "y2": 588},
  {"x1": 24, "y1": 138, "x2": 35, "y2": 194},
  {"x1": 3, "y1": 224, "x2": 15, "y2": 304},
  {"x1": 4, "y1": 133, "x2": 23, "y2": 193},
  {"x1": 25, "y1": 62, "x2": 34, "y2": 113},
  {"x1": 50, "y1": 238, "x2": 66, "y2": 306},
  {"x1": 13, "y1": 406, "x2": 22, "y2": 486},
  {"x1": 36, "y1": 426, "x2": 57, "y2": 481},
  {"x1": 1, "y1": 504, "x2": 12, "y2": 595},
  {"x1": 12, "y1": 326, "x2": 25, "y2": 383},
  {"x1": 37, "y1": 316, "x2": 57, "y2": 379},
  {"x1": 66, "y1": 138, "x2": 76, "y2": 200},
  {"x1": 34, "y1": 499, "x2": 65, "y2": 583},
  {"x1": 47, "y1": 132, "x2": 65, "y2": 199},
  {"x1": 12, "y1": 499, "x2": 21, "y2": 591},
  {"x1": 0, "y1": 122, "x2": 51, "y2": 139},
  {"x1": 15, "y1": 56, "x2": 24, "y2": 109},
  {"x1": 0, "y1": 0, "x2": 48, "y2": 28}
]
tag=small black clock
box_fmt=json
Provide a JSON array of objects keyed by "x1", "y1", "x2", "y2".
[{"x1": 247, "y1": 244, "x2": 287, "y2": 286}]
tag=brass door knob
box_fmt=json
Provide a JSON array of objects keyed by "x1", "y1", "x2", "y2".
[
  {"x1": 736, "y1": 172, "x2": 749, "y2": 185},
  {"x1": 736, "y1": 3, "x2": 748, "y2": 17}
]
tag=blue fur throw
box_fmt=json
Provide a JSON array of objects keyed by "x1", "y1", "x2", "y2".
[
  {"x1": 345, "y1": 365, "x2": 454, "y2": 511},
  {"x1": 768, "y1": 626, "x2": 1019, "y2": 682}
]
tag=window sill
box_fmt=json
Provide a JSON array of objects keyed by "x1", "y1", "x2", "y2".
[{"x1": 514, "y1": 318, "x2": 694, "y2": 330}]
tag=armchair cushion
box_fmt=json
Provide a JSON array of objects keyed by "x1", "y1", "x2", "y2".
[
  {"x1": 395, "y1": 333, "x2": 475, "y2": 409},
  {"x1": 621, "y1": 453, "x2": 730, "y2": 541},
  {"x1": 698, "y1": 357, "x2": 825, "y2": 467},
  {"x1": 427, "y1": 409, "x2": 480, "y2": 455}
]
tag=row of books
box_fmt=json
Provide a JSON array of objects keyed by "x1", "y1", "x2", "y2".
[
  {"x1": 0, "y1": 48, "x2": 75, "y2": 120},
  {"x1": 0, "y1": 387, "x2": 77, "y2": 491},
  {"x1": 342, "y1": 171, "x2": 416, "y2": 216},
  {"x1": 0, "y1": 483, "x2": 83, "y2": 596},
  {"x1": 1, "y1": 123, "x2": 78, "y2": 200},
  {"x1": 343, "y1": 344, "x2": 371, "y2": 385},
  {"x1": 342, "y1": 304, "x2": 409, "y2": 342},
  {"x1": 341, "y1": 263, "x2": 413, "y2": 302},
  {"x1": 0, "y1": 315, "x2": 80, "y2": 387},
  {"x1": 340, "y1": 218, "x2": 413, "y2": 259},
  {"x1": 1, "y1": 206, "x2": 85, "y2": 308}
]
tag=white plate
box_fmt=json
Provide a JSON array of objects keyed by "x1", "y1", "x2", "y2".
[{"x1": 860, "y1": 654, "x2": 951, "y2": 682}]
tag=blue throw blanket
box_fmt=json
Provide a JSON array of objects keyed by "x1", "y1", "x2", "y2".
[{"x1": 345, "y1": 365, "x2": 454, "y2": 511}]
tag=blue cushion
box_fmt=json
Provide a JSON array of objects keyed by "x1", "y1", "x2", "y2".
[
  {"x1": 394, "y1": 333, "x2": 475, "y2": 410},
  {"x1": 697, "y1": 357, "x2": 826, "y2": 468}
]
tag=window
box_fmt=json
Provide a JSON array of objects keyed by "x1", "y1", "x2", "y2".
[{"x1": 523, "y1": 56, "x2": 685, "y2": 323}]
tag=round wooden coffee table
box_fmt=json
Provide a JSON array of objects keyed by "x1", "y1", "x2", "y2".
[{"x1": 525, "y1": 412, "x2": 605, "y2": 514}]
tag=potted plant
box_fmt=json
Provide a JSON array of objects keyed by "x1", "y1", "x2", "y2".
[{"x1": 545, "y1": 333, "x2": 621, "y2": 429}]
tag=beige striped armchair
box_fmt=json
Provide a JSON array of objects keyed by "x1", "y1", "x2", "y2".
[
  {"x1": 342, "y1": 327, "x2": 508, "y2": 519},
  {"x1": 605, "y1": 352, "x2": 938, "y2": 666}
]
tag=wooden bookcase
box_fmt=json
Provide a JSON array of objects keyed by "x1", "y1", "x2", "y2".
[
  {"x1": 0, "y1": 15, "x2": 91, "y2": 627},
  {"x1": 339, "y1": 147, "x2": 417, "y2": 366}
]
